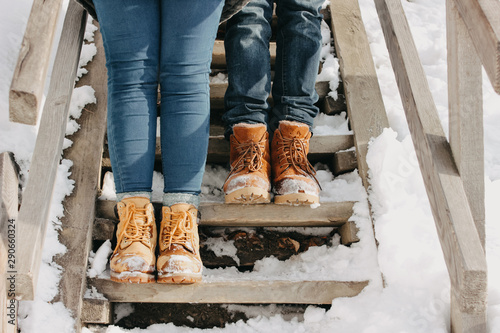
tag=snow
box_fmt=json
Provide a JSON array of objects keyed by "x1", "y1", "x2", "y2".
[
  {"x1": 88, "y1": 240, "x2": 113, "y2": 279},
  {"x1": 2, "y1": 0, "x2": 500, "y2": 332}
]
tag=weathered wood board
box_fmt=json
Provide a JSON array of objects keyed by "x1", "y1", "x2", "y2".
[
  {"x1": 97, "y1": 200, "x2": 354, "y2": 227},
  {"x1": 447, "y1": 0, "x2": 485, "y2": 248},
  {"x1": 90, "y1": 278, "x2": 368, "y2": 304},
  {"x1": 452, "y1": 0, "x2": 500, "y2": 93},
  {"x1": 9, "y1": 0, "x2": 64, "y2": 125},
  {"x1": 329, "y1": 0, "x2": 390, "y2": 190},
  {"x1": 15, "y1": 0, "x2": 87, "y2": 300},
  {"x1": 53, "y1": 22, "x2": 108, "y2": 333},
  {"x1": 0, "y1": 152, "x2": 20, "y2": 332},
  {"x1": 374, "y1": 0, "x2": 487, "y2": 331}
]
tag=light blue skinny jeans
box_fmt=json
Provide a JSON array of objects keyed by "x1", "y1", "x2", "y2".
[
  {"x1": 93, "y1": 0, "x2": 224, "y2": 206},
  {"x1": 223, "y1": 0, "x2": 323, "y2": 138}
]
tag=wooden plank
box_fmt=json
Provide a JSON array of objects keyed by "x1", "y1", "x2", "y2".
[
  {"x1": 205, "y1": 134, "x2": 352, "y2": 163},
  {"x1": 333, "y1": 149, "x2": 357, "y2": 175},
  {"x1": 212, "y1": 40, "x2": 276, "y2": 68},
  {"x1": 329, "y1": 0, "x2": 389, "y2": 191},
  {"x1": 90, "y1": 278, "x2": 368, "y2": 304},
  {"x1": 52, "y1": 24, "x2": 107, "y2": 333},
  {"x1": 374, "y1": 0, "x2": 487, "y2": 331},
  {"x1": 322, "y1": 95, "x2": 347, "y2": 115},
  {"x1": 447, "y1": 0, "x2": 485, "y2": 249},
  {"x1": 452, "y1": 0, "x2": 500, "y2": 93},
  {"x1": 81, "y1": 299, "x2": 113, "y2": 325},
  {"x1": 96, "y1": 200, "x2": 354, "y2": 227},
  {"x1": 339, "y1": 221, "x2": 360, "y2": 246},
  {"x1": 9, "y1": 0, "x2": 64, "y2": 125},
  {"x1": 15, "y1": 1, "x2": 87, "y2": 300},
  {"x1": 102, "y1": 134, "x2": 354, "y2": 166},
  {"x1": 0, "y1": 153, "x2": 20, "y2": 332}
]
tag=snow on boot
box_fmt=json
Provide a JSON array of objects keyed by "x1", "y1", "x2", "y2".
[
  {"x1": 110, "y1": 197, "x2": 157, "y2": 283},
  {"x1": 223, "y1": 123, "x2": 271, "y2": 203},
  {"x1": 271, "y1": 121, "x2": 321, "y2": 205},
  {"x1": 157, "y1": 203, "x2": 202, "y2": 284}
]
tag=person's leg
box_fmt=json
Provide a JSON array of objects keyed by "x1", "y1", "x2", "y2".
[
  {"x1": 93, "y1": 0, "x2": 160, "y2": 282},
  {"x1": 270, "y1": 0, "x2": 323, "y2": 132},
  {"x1": 159, "y1": 0, "x2": 224, "y2": 205},
  {"x1": 94, "y1": 0, "x2": 160, "y2": 200},
  {"x1": 270, "y1": 0, "x2": 323, "y2": 205},
  {"x1": 222, "y1": 0, "x2": 274, "y2": 204},
  {"x1": 223, "y1": 0, "x2": 274, "y2": 138},
  {"x1": 156, "y1": 0, "x2": 224, "y2": 284}
]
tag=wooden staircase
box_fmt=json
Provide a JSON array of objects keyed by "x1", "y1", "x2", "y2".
[
  {"x1": 77, "y1": 2, "x2": 386, "y2": 330},
  {"x1": 4, "y1": 0, "x2": 389, "y2": 331}
]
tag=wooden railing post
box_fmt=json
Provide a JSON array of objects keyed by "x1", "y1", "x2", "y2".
[
  {"x1": 446, "y1": 0, "x2": 485, "y2": 248},
  {"x1": 15, "y1": 0, "x2": 87, "y2": 300},
  {"x1": 374, "y1": 0, "x2": 488, "y2": 331},
  {"x1": 9, "y1": 0, "x2": 64, "y2": 125},
  {"x1": 0, "y1": 152, "x2": 20, "y2": 333}
]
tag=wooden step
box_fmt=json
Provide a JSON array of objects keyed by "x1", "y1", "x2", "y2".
[
  {"x1": 96, "y1": 200, "x2": 354, "y2": 227},
  {"x1": 209, "y1": 81, "x2": 331, "y2": 109},
  {"x1": 89, "y1": 278, "x2": 368, "y2": 304},
  {"x1": 93, "y1": 224, "x2": 338, "y2": 268},
  {"x1": 102, "y1": 134, "x2": 354, "y2": 166}
]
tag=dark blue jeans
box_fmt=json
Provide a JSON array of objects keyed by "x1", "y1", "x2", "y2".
[
  {"x1": 93, "y1": 0, "x2": 224, "y2": 198},
  {"x1": 223, "y1": 0, "x2": 323, "y2": 138}
]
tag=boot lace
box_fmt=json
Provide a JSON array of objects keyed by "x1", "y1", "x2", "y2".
[
  {"x1": 226, "y1": 138, "x2": 266, "y2": 180},
  {"x1": 115, "y1": 205, "x2": 153, "y2": 251},
  {"x1": 277, "y1": 136, "x2": 322, "y2": 189},
  {"x1": 161, "y1": 210, "x2": 196, "y2": 253}
]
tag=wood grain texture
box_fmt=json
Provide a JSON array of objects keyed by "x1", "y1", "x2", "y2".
[
  {"x1": 9, "y1": 0, "x2": 64, "y2": 125},
  {"x1": 452, "y1": 0, "x2": 500, "y2": 93},
  {"x1": 0, "y1": 153, "x2": 20, "y2": 332},
  {"x1": 374, "y1": 0, "x2": 487, "y2": 331},
  {"x1": 329, "y1": 0, "x2": 389, "y2": 190},
  {"x1": 96, "y1": 200, "x2": 354, "y2": 227},
  {"x1": 53, "y1": 24, "x2": 107, "y2": 333},
  {"x1": 81, "y1": 299, "x2": 113, "y2": 325},
  {"x1": 339, "y1": 221, "x2": 360, "y2": 246},
  {"x1": 90, "y1": 278, "x2": 368, "y2": 304},
  {"x1": 447, "y1": 0, "x2": 485, "y2": 249},
  {"x1": 102, "y1": 134, "x2": 355, "y2": 166},
  {"x1": 15, "y1": 1, "x2": 87, "y2": 300},
  {"x1": 333, "y1": 150, "x2": 357, "y2": 175}
]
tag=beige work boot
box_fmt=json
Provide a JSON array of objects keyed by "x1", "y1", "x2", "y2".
[
  {"x1": 110, "y1": 197, "x2": 156, "y2": 283},
  {"x1": 224, "y1": 123, "x2": 271, "y2": 204},
  {"x1": 271, "y1": 121, "x2": 321, "y2": 205},
  {"x1": 157, "y1": 203, "x2": 202, "y2": 284}
]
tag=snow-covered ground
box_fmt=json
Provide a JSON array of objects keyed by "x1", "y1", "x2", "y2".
[{"x1": 1, "y1": 0, "x2": 500, "y2": 332}]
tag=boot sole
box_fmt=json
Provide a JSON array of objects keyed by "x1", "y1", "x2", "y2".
[
  {"x1": 157, "y1": 272, "x2": 202, "y2": 284},
  {"x1": 110, "y1": 270, "x2": 155, "y2": 283},
  {"x1": 274, "y1": 193, "x2": 319, "y2": 205},
  {"x1": 225, "y1": 187, "x2": 271, "y2": 204}
]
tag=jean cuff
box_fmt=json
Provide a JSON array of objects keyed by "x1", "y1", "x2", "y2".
[
  {"x1": 163, "y1": 193, "x2": 200, "y2": 208},
  {"x1": 116, "y1": 191, "x2": 152, "y2": 202}
]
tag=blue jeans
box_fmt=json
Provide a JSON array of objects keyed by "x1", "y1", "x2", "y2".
[
  {"x1": 223, "y1": 0, "x2": 323, "y2": 138},
  {"x1": 93, "y1": 0, "x2": 224, "y2": 197}
]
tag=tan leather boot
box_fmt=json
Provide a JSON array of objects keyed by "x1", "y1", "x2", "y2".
[
  {"x1": 157, "y1": 203, "x2": 202, "y2": 284},
  {"x1": 110, "y1": 197, "x2": 156, "y2": 283},
  {"x1": 271, "y1": 121, "x2": 321, "y2": 205},
  {"x1": 224, "y1": 123, "x2": 271, "y2": 203}
]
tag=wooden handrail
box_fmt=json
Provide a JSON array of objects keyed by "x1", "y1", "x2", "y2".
[
  {"x1": 452, "y1": 0, "x2": 500, "y2": 93},
  {"x1": 374, "y1": 0, "x2": 488, "y2": 331},
  {"x1": 9, "y1": 0, "x2": 64, "y2": 125},
  {"x1": 15, "y1": 0, "x2": 87, "y2": 300}
]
